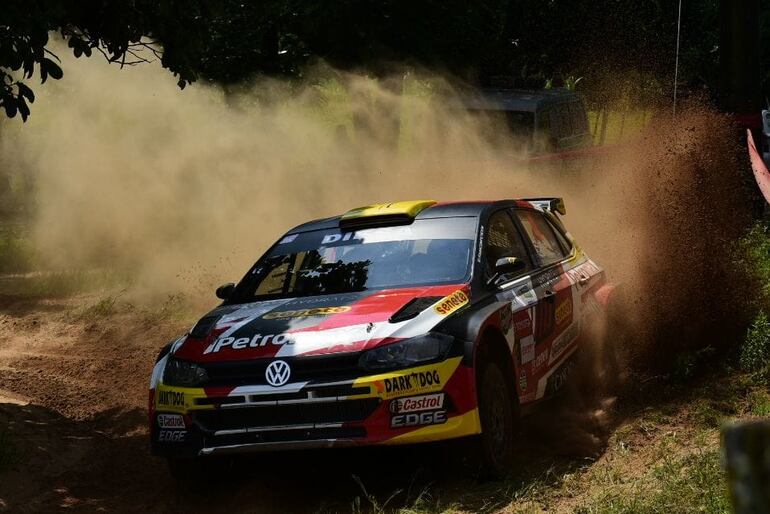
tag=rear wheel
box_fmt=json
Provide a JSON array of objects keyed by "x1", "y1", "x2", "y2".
[{"x1": 476, "y1": 360, "x2": 518, "y2": 478}]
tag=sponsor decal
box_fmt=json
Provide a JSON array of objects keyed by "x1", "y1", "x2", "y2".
[
  {"x1": 500, "y1": 305, "x2": 513, "y2": 334},
  {"x1": 265, "y1": 360, "x2": 291, "y2": 387},
  {"x1": 391, "y1": 410, "x2": 447, "y2": 428},
  {"x1": 157, "y1": 413, "x2": 185, "y2": 429},
  {"x1": 279, "y1": 234, "x2": 298, "y2": 244},
  {"x1": 157, "y1": 390, "x2": 185, "y2": 407},
  {"x1": 532, "y1": 350, "x2": 548, "y2": 370},
  {"x1": 158, "y1": 430, "x2": 187, "y2": 442},
  {"x1": 262, "y1": 306, "x2": 352, "y2": 320},
  {"x1": 549, "y1": 323, "x2": 580, "y2": 364},
  {"x1": 520, "y1": 336, "x2": 535, "y2": 364},
  {"x1": 321, "y1": 232, "x2": 363, "y2": 245},
  {"x1": 519, "y1": 370, "x2": 528, "y2": 391},
  {"x1": 566, "y1": 260, "x2": 601, "y2": 290},
  {"x1": 389, "y1": 393, "x2": 445, "y2": 414},
  {"x1": 514, "y1": 316, "x2": 532, "y2": 333},
  {"x1": 532, "y1": 267, "x2": 561, "y2": 289},
  {"x1": 555, "y1": 298, "x2": 573, "y2": 325},
  {"x1": 546, "y1": 358, "x2": 576, "y2": 394},
  {"x1": 204, "y1": 333, "x2": 294, "y2": 354},
  {"x1": 382, "y1": 370, "x2": 441, "y2": 396},
  {"x1": 434, "y1": 290, "x2": 469, "y2": 316},
  {"x1": 512, "y1": 283, "x2": 538, "y2": 308}
]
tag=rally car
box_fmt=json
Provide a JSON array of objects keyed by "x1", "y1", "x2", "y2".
[{"x1": 149, "y1": 199, "x2": 613, "y2": 477}]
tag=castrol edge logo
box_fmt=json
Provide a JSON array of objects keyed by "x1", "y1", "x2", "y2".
[
  {"x1": 389, "y1": 393, "x2": 445, "y2": 414},
  {"x1": 434, "y1": 290, "x2": 469, "y2": 315}
]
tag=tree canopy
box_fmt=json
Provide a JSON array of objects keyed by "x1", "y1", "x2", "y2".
[{"x1": 0, "y1": 0, "x2": 767, "y2": 120}]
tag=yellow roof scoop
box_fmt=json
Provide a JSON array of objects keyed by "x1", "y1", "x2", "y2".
[{"x1": 340, "y1": 200, "x2": 437, "y2": 227}]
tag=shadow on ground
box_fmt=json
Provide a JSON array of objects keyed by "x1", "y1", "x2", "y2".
[{"x1": 0, "y1": 389, "x2": 621, "y2": 514}]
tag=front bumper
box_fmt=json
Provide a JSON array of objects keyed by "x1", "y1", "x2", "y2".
[{"x1": 150, "y1": 356, "x2": 480, "y2": 457}]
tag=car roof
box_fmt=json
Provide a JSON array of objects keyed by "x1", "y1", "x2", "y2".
[
  {"x1": 286, "y1": 200, "x2": 522, "y2": 234},
  {"x1": 460, "y1": 88, "x2": 584, "y2": 113}
]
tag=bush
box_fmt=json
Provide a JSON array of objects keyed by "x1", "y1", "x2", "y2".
[
  {"x1": 740, "y1": 311, "x2": 770, "y2": 372},
  {"x1": 735, "y1": 222, "x2": 770, "y2": 310}
]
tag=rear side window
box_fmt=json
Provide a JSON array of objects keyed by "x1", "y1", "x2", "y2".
[
  {"x1": 547, "y1": 217, "x2": 573, "y2": 254},
  {"x1": 515, "y1": 210, "x2": 566, "y2": 266},
  {"x1": 485, "y1": 211, "x2": 531, "y2": 275}
]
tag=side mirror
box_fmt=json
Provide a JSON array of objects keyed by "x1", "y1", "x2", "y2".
[
  {"x1": 488, "y1": 256, "x2": 526, "y2": 286},
  {"x1": 215, "y1": 282, "x2": 235, "y2": 300},
  {"x1": 495, "y1": 256, "x2": 526, "y2": 275}
]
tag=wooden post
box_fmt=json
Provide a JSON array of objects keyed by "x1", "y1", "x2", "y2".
[{"x1": 722, "y1": 420, "x2": 770, "y2": 514}]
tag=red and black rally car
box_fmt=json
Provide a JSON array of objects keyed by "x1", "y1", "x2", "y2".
[{"x1": 149, "y1": 199, "x2": 613, "y2": 477}]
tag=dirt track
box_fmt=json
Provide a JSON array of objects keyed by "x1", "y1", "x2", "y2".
[
  {"x1": 0, "y1": 291, "x2": 749, "y2": 513},
  {"x1": 0, "y1": 292, "x2": 623, "y2": 513}
]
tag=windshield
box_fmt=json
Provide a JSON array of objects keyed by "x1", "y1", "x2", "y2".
[{"x1": 230, "y1": 217, "x2": 476, "y2": 302}]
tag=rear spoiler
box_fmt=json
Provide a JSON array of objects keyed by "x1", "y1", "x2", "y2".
[{"x1": 521, "y1": 197, "x2": 566, "y2": 215}]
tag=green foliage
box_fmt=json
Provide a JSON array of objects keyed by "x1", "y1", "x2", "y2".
[
  {"x1": 564, "y1": 76, "x2": 583, "y2": 91},
  {"x1": 748, "y1": 389, "x2": 770, "y2": 416},
  {"x1": 0, "y1": 226, "x2": 36, "y2": 273},
  {"x1": 0, "y1": 0, "x2": 209, "y2": 121},
  {"x1": 735, "y1": 222, "x2": 770, "y2": 308},
  {"x1": 1, "y1": 0, "x2": 756, "y2": 120},
  {"x1": 740, "y1": 311, "x2": 770, "y2": 373}
]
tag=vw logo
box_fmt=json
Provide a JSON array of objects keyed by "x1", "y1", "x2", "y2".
[{"x1": 265, "y1": 360, "x2": 291, "y2": 387}]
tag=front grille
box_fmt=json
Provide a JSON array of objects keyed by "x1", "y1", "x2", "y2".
[
  {"x1": 192, "y1": 398, "x2": 380, "y2": 431},
  {"x1": 202, "y1": 353, "x2": 363, "y2": 387},
  {"x1": 209, "y1": 427, "x2": 367, "y2": 447}
]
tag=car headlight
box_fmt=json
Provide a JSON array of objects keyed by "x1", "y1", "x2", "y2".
[
  {"x1": 359, "y1": 332, "x2": 454, "y2": 371},
  {"x1": 163, "y1": 356, "x2": 209, "y2": 387}
]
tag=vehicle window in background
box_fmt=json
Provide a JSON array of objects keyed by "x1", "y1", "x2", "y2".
[
  {"x1": 550, "y1": 105, "x2": 572, "y2": 139},
  {"x1": 534, "y1": 109, "x2": 553, "y2": 153},
  {"x1": 485, "y1": 211, "x2": 531, "y2": 275},
  {"x1": 569, "y1": 101, "x2": 589, "y2": 134},
  {"x1": 233, "y1": 217, "x2": 477, "y2": 302},
  {"x1": 515, "y1": 210, "x2": 566, "y2": 266},
  {"x1": 466, "y1": 110, "x2": 534, "y2": 151}
]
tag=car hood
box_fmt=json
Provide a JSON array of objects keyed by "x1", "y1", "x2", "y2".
[{"x1": 172, "y1": 284, "x2": 470, "y2": 363}]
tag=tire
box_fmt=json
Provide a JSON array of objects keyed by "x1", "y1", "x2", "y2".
[{"x1": 475, "y1": 360, "x2": 518, "y2": 478}]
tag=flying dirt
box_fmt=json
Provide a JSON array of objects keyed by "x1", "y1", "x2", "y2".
[{"x1": 0, "y1": 42, "x2": 757, "y2": 512}]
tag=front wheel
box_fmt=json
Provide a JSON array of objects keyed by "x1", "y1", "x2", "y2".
[{"x1": 475, "y1": 361, "x2": 518, "y2": 478}]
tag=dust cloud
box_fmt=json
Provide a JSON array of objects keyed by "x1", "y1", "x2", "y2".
[{"x1": 0, "y1": 43, "x2": 754, "y2": 362}]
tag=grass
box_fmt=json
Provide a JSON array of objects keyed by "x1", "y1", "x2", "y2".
[
  {"x1": 329, "y1": 368, "x2": 767, "y2": 514},
  {"x1": 576, "y1": 449, "x2": 729, "y2": 514}
]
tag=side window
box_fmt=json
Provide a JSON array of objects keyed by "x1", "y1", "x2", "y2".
[
  {"x1": 485, "y1": 211, "x2": 531, "y2": 275},
  {"x1": 515, "y1": 210, "x2": 566, "y2": 266},
  {"x1": 547, "y1": 217, "x2": 573, "y2": 255}
]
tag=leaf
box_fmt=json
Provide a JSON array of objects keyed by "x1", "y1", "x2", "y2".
[
  {"x1": 42, "y1": 58, "x2": 63, "y2": 80},
  {"x1": 16, "y1": 82, "x2": 34, "y2": 103},
  {"x1": 17, "y1": 98, "x2": 30, "y2": 121},
  {"x1": 3, "y1": 99, "x2": 17, "y2": 118}
]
